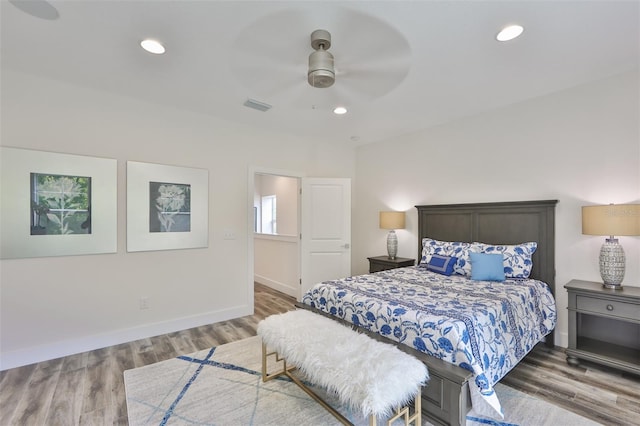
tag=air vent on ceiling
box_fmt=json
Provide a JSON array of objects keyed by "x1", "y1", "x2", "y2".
[{"x1": 243, "y1": 99, "x2": 272, "y2": 112}]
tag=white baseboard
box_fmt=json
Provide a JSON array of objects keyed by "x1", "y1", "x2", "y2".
[
  {"x1": 558, "y1": 331, "x2": 568, "y2": 348},
  {"x1": 0, "y1": 304, "x2": 252, "y2": 371},
  {"x1": 254, "y1": 274, "x2": 297, "y2": 298}
]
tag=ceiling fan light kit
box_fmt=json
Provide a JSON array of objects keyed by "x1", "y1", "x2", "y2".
[{"x1": 308, "y1": 29, "x2": 335, "y2": 88}]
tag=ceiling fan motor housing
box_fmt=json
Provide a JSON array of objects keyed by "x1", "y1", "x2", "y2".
[{"x1": 308, "y1": 29, "x2": 335, "y2": 88}]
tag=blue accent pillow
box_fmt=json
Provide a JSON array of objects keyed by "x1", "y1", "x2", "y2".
[
  {"x1": 470, "y1": 252, "x2": 505, "y2": 281},
  {"x1": 477, "y1": 242, "x2": 537, "y2": 278},
  {"x1": 420, "y1": 238, "x2": 479, "y2": 276},
  {"x1": 426, "y1": 254, "x2": 458, "y2": 276}
]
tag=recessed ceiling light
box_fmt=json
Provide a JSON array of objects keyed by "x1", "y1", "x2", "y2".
[
  {"x1": 140, "y1": 39, "x2": 166, "y2": 54},
  {"x1": 496, "y1": 25, "x2": 524, "y2": 42},
  {"x1": 333, "y1": 106, "x2": 347, "y2": 115}
]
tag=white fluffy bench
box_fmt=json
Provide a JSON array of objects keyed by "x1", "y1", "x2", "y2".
[{"x1": 257, "y1": 309, "x2": 429, "y2": 426}]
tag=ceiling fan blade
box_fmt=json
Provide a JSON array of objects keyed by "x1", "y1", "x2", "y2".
[
  {"x1": 9, "y1": 0, "x2": 59, "y2": 20},
  {"x1": 230, "y1": 9, "x2": 314, "y2": 98},
  {"x1": 329, "y1": 9, "x2": 411, "y2": 65},
  {"x1": 231, "y1": 58, "x2": 305, "y2": 98}
]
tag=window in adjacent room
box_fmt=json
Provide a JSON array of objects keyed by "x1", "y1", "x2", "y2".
[{"x1": 261, "y1": 194, "x2": 277, "y2": 234}]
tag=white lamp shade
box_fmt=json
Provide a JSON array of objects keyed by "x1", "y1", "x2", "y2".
[
  {"x1": 379, "y1": 211, "x2": 405, "y2": 230},
  {"x1": 582, "y1": 204, "x2": 640, "y2": 236}
]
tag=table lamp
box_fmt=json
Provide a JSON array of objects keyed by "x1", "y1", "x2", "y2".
[
  {"x1": 582, "y1": 204, "x2": 640, "y2": 289},
  {"x1": 379, "y1": 211, "x2": 405, "y2": 260}
]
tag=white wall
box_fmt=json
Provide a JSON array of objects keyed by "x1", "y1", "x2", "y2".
[
  {"x1": 0, "y1": 70, "x2": 355, "y2": 369},
  {"x1": 254, "y1": 234, "x2": 299, "y2": 297},
  {"x1": 353, "y1": 70, "x2": 640, "y2": 348}
]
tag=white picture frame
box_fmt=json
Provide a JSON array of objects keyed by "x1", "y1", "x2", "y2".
[
  {"x1": 0, "y1": 147, "x2": 117, "y2": 259},
  {"x1": 127, "y1": 161, "x2": 208, "y2": 252}
]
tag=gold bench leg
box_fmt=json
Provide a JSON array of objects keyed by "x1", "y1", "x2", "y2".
[
  {"x1": 261, "y1": 341, "x2": 353, "y2": 425},
  {"x1": 261, "y1": 342, "x2": 295, "y2": 382},
  {"x1": 262, "y1": 341, "x2": 422, "y2": 426},
  {"x1": 371, "y1": 393, "x2": 421, "y2": 426}
]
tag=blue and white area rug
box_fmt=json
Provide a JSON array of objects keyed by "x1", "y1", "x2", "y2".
[{"x1": 124, "y1": 336, "x2": 600, "y2": 426}]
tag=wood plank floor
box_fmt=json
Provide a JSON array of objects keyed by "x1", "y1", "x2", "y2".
[{"x1": 1, "y1": 282, "x2": 638, "y2": 425}]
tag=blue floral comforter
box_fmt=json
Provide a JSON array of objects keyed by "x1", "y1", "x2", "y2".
[{"x1": 301, "y1": 266, "x2": 557, "y2": 419}]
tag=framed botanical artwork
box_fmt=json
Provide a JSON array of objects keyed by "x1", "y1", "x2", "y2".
[
  {"x1": 127, "y1": 161, "x2": 208, "y2": 252},
  {"x1": 0, "y1": 147, "x2": 117, "y2": 259}
]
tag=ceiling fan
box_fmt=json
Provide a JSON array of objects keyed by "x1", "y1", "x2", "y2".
[
  {"x1": 307, "y1": 29, "x2": 335, "y2": 89},
  {"x1": 230, "y1": 7, "x2": 411, "y2": 110}
]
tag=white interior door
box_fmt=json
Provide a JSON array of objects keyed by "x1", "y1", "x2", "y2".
[{"x1": 300, "y1": 177, "x2": 351, "y2": 301}]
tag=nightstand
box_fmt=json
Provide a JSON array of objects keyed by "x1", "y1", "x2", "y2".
[
  {"x1": 367, "y1": 256, "x2": 415, "y2": 273},
  {"x1": 565, "y1": 279, "x2": 640, "y2": 375}
]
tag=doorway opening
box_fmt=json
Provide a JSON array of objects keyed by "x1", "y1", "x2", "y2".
[
  {"x1": 247, "y1": 168, "x2": 352, "y2": 311},
  {"x1": 252, "y1": 171, "x2": 301, "y2": 299}
]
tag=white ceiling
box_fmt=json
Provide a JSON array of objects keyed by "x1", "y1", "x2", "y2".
[{"x1": 2, "y1": 1, "x2": 638, "y2": 146}]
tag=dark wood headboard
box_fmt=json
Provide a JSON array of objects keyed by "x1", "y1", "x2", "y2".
[{"x1": 415, "y1": 200, "x2": 558, "y2": 294}]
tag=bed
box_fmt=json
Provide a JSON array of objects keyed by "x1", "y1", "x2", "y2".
[{"x1": 298, "y1": 200, "x2": 558, "y2": 426}]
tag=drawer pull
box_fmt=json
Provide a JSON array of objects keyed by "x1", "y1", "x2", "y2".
[{"x1": 606, "y1": 304, "x2": 614, "y2": 311}]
